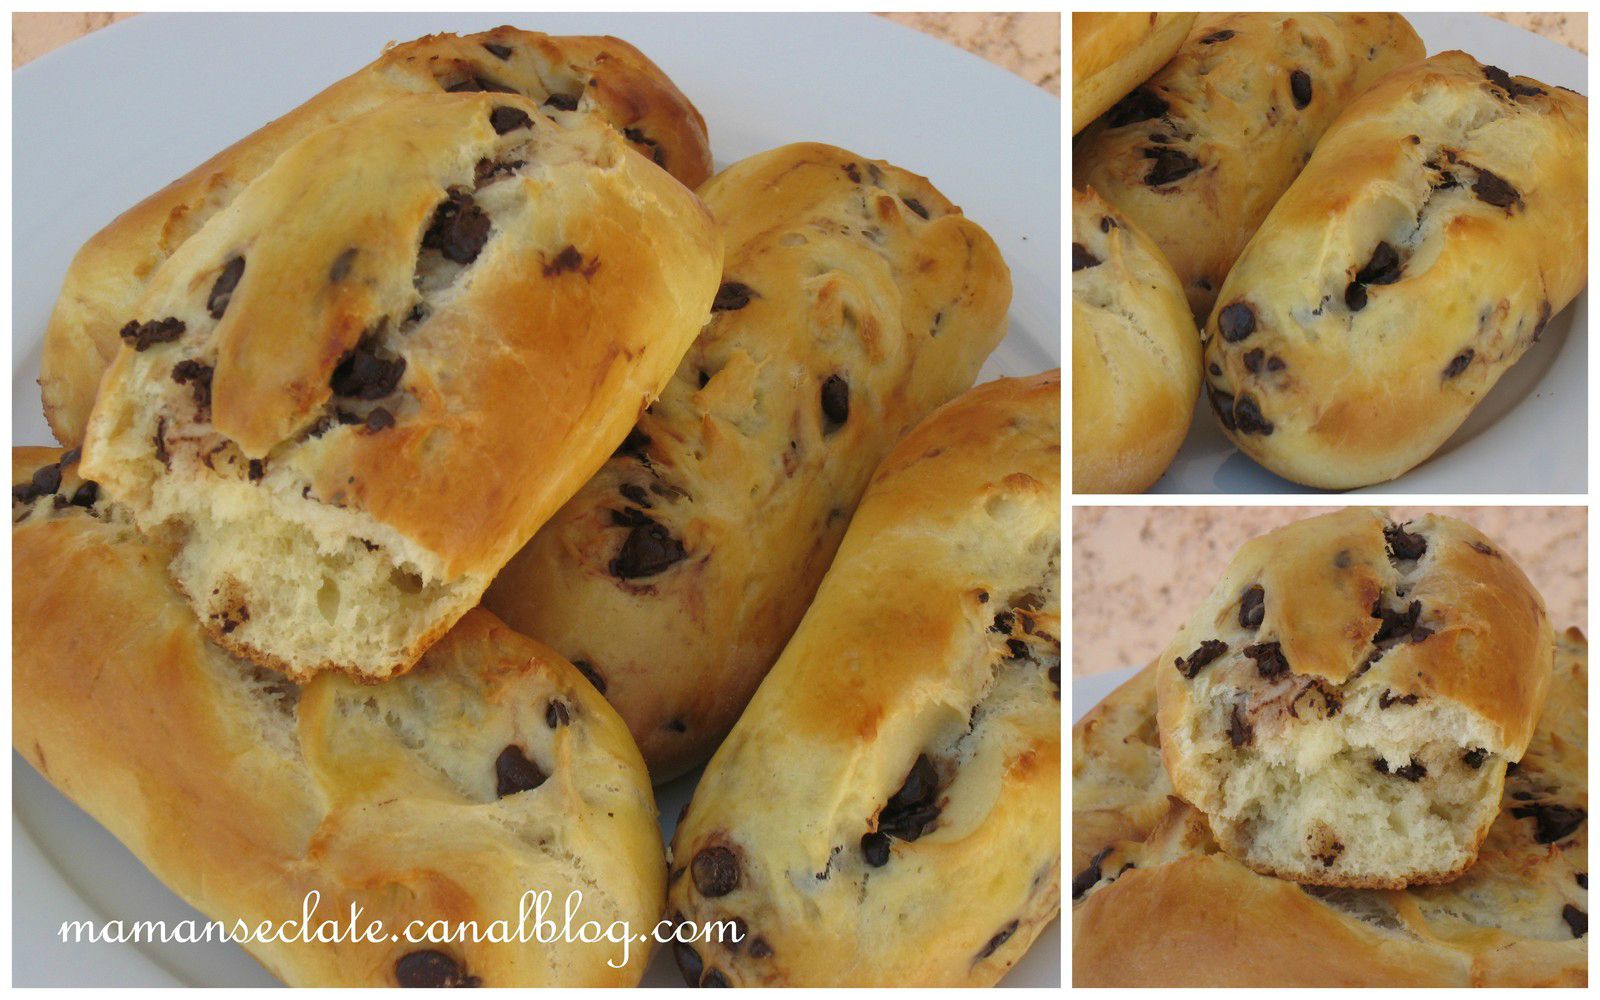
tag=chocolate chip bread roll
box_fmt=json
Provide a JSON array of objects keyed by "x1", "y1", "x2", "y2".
[
  {"x1": 1074, "y1": 627, "x2": 1587, "y2": 987},
  {"x1": 1155, "y1": 508, "x2": 1553, "y2": 890},
  {"x1": 1203, "y1": 53, "x2": 1587, "y2": 488},
  {"x1": 667, "y1": 373, "x2": 1060, "y2": 986},
  {"x1": 12, "y1": 448, "x2": 665, "y2": 986},
  {"x1": 1072, "y1": 185, "x2": 1199, "y2": 492},
  {"x1": 485, "y1": 143, "x2": 1011, "y2": 780},
  {"x1": 78, "y1": 93, "x2": 721, "y2": 680},
  {"x1": 1074, "y1": 14, "x2": 1424, "y2": 317},
  {"x1": 1072, "y1": 13, "x2": 1196, "y2": 134},
  {"x1": 41, "y1": 27, "x2": 713, "y2": 450}
]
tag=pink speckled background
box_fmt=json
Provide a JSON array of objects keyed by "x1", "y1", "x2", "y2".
[{"x1": 1073, "y1": 506, "x2": 1587, "y2": 676}]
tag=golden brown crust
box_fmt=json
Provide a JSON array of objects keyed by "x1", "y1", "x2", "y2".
[
  {"x1": 12, "y1": 449, "x2": 665, "y2": 986},
  {"x1": 1074, "y1": 13, "x2": 1424, "y2": 316},
  {"x1": 666, "y1": 373, "x2": 1060, "y2": 985},
  {"x1": 1073, "y1": 628, "x2": 1588, "y2": 987},
  {"x1": 1201, "y1": 51, "x2": 1588, "y2": 488},
  {"x1": 41, "y1": 27, "x2": 712, "y2": 448},
  {"x1": 484, "y1": 142, "x2": 1012, "y2": 779},
  {"x1": 78, "y1": 92, "x2": 720, "y2": 679},
  {"x1": 1071, "y1": 13, "x2": 1196, "y2": 134},
  {"x1": 1071, "y1": 185, "x2": 1199, "y2": 493}
]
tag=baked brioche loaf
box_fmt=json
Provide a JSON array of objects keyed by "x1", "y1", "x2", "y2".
[
  {"x1": 1071, "y1": 185, "x2": 1198, "y2": 492},
  {"x1": 42, "y1": 26, "x2": 712, "y2": 448},
  {"x1": 12, "y1": 448, "x2": 665, "y2": 987},
  {"x1": 1074, "y1": 13, "x2": 1423, "y2": 316},
  {"x1": 666, "y1": 372, "x2": 1060, "y2": 986},
  {"x1": 78, "y1": 92, "x2": 720, "y2": 680},
  {"x1": 1202, "y1": 52, "x2": 1588, "y2": 488},
  {"x1": 1072, "y1": 13, "x2": 1196, "y2": 134},
  {"x1": 484, "y1": 142, "x2": 1011, "y2": 780},
  {"x1": 1073, "y1": 628, "x2": 1587, "y2": 987},
  {"x1": 1156, "y1": 508, "x2": 1553, "y2": 888}
]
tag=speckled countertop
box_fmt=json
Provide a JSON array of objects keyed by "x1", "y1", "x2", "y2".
[
  {"x1": 11, "y1": 12, "x2": 1064, "y2": 91},
  {"x1": 1074, "y1": 506, "x2": 1587, "y2": 676}
]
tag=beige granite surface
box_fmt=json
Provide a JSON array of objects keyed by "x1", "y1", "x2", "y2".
[
  {"x1": 1488, "y1": 11, "x2": 1587, "y2": 54},
  {"x1": 1074, "y1": 506, "x2": 1586, "y2": 677},
  {"x1": 13, "y1": 12, "x2": 1063, "y2": 92}
]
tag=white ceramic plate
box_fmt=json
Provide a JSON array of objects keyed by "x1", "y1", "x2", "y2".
[
  {"x1": 11, "y1": 12, "x2": 1061, "y2": 988},
  {"x1": 1137, "y1": 13, "x2": 1588, "y2": 494},
  {"x1": 1071, "y1": 667, "x2": 1142, "y2": 726}
]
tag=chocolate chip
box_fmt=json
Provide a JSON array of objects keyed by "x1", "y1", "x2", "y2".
[
  {"x1": 1072, "y1": 242, "x2": 1101, "y2": 271},
  {"x1": 1242, "y1": 348, "x2": 1265, "y2": 373},
  {"x1": 119, "y1": 317, "x2": 186, "y2": 351},
  {"x1": 1100, "y1": 216, "x2": 1117, "y2": 232},
  {"x1": 494, "y1": 745, "x2": 547, "y2": 797},
  {"x1": 861, "y1": 831, "x2": 891, "y2": 867},
  {"x1": 1232, "y1": 395, "x2": 1273, "y2": 435},
  {"x1": 1143, "y1": 147, "x2": 1201, "y2": 186},
  {"x1": 1072, "y1": 846, "x2": 1113, "y2": 900},
  {"x1": 422, "y1": 189, "x2": 491, "y2": 264},
  {"x1": 543, "y1": 92, "x2": 579, "y2": 111},
  {"x1": 1208, "y1": 363, "x2": 1222, "y2": 376},
  {"x1": 1373, "y1": 758, "x2": 1389, "y2": 774},
  {"x1": 692, "y1": 846, "x2": 740, "y2": 897},
  {"x1": 820, "y1": 375, "x2": 850, "y2": 429},
  {"x1": 673, "y1": 942, "x2": 704, "y2": 985},
  {"x1": 1393, "y1": 759, "x2": 1427, "y2": 782},
  {"x1": 171, "y1": 359, "x2": 214, "y2": 412},
  {"x1": 1372, "y1": 599, "x2": 1427, "y2": 645},
  {"x1": 1355, "y1": 242, "x2": 1403, "y2": 286},
  {"x1": 571, "y1": 659, "x2": 607, "y2": 694},
  {"x1": 545, "y1": 700, "x2": 570, "y2": 728},
  {"x1": 1463, "y1": 747, "x2": 1488, "y2": 768},
  {"x1": 1217, "y1": 302, "x2": 1256, "y2": 342},
  {"x1": 1472, "y1": 168, "x2": 1520, "y2": 209},
  {"x1": 489, "y1": 105, "x2": 533, "y2": 134},
  {"x1": 611, "y1": 517, "x2": 686, "y2": 579},
  {"x1": 1243, "y1": 641, "x2": 1288, "y2": 678},
  {"x1": 1443, "y1": 349, "x2": 1474, "y2": 378},
  {"x1": 701, "y1": 969, "x2": 730, "y2": 987},
  {"x1": 976, "y1": 920, "x2": 1019, "y2": 960},
  {"x1": 622, "y1": 127, "x2": 666, "y2": 167},
  {"x1": 541, "y1": 244, "x2": 591, "y2": 277},
  {"x1": 712, "y1": 281, "x2": 755, "y2": 312},
  {"x1": 878, "y1": 754, "x2": 942, "y2": 841},
  {"x1": 1378, "y1": 688, "x2": 1420, "y2": 709},
  {"x1": 843, "y1": 162, "x2": 862, "y2": 183},
  {"x1": 1345, "y1": 282, "x2": 1368, "y2": 311},
  {"x1": 1469, "y1": 540, "x2": 1496, "y2": 556},
  {"x1": 1510, "y1": 803, "x2": 1586, "y2": 844},
  {"x1": 1563, "y1": 904, "x2": 1586, "y2": 938},
  {"x1": 1228, "y1": 703, "x2": 1253, "y2": 748},
  {"x1": 748, "y1": 937, "x2": 773, "y2": 959},
  {"x1": 395, "y1": 950, "x2": 480, "y2": 988},
  {"x1": 619, "y1": 483, "x2": 651, "y2": 508},
  {"x1": 364, "y1": 407, "x2": 395, "y2": 432},
  {"x1": 70, "y1": 481, "x2": 99, "y2": 508},
  {"x1": 1289, "y1": 70, "x2": 1313, "y2": 109},
  {"x1": 1384, "y1": 524, "x2": 1427, "y2": 561},
  {"x1": 1175, "y1": 639, "x2": 1227, "y2": 679},
  {"x1": 1239, "y1": 585, "x2": 1265, "y2": 629},
  {"x1": 1266, "y1": 355, "x2": 1285, "y2": 371},
  {"x1": 1483, "y1": 64, "x2": 1544, "y2": 98},
  {"x1": 1199, "y1": 29, "x2": 1235, "y2": 43},
  {"x1": 481, "y1": 41, "x2": 513, "y2": 59},
  {"x1": 29, "y1": 463, "x2": 61, "y2": 497},
  {"x1": 1209, "y1": 386, "x2": 1236, "y2": 431},
  {"x1": 247, "y1": 458, "x2": 264, "y2": 482},
  {"x1": 331, "y1": 339, "x2": 406, "y2": 400},
  {"x1": 1107, "y1": 88, "x2": 1169, "y2": 127},
  {"x1": 153, "y1": 416, "x2": 170, "y2": 469},
  {"x1": 1578, "y1": 873, "x2": 1588, "y2": 889},
  {"x1": 207, "y1": 256, "x2": 245, "y2": 319},
  {"x1": 902, "y1": 196, "x2": 930, "y2": 219}
]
